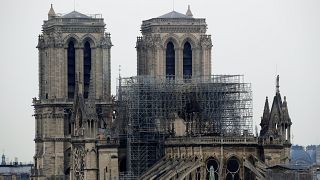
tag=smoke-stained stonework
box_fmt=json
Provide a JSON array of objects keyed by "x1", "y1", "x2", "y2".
[
  {"x1": 31, "y1": 5, "x2": 117, "y2": 180},
  {"x1": 31, "y1": 5, "x2": 293, "y2": 180}
]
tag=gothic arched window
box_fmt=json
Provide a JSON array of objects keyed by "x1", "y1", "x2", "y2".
[
  {"x1": 166, "y1": 42, "x2": 175, "y2": 78},
  {"x1": 67, "y1": 41, "x2": 75, "y2": 99},
  {"x1": 183, "y1": 42, "x2": 192, "y2": 79},
  {"x1": 83, "y1": 41, "x2": 91, "y2": 98}
]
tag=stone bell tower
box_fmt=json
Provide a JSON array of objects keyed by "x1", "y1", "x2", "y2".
[
  {"x1": 31, "y1": 4, "x2": 112, "y2": 179},
  {"x1": 136, "y1": 5, "x2": 212, "y2": 79}
]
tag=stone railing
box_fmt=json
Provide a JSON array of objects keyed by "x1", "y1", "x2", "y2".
[
  {"x1": 32, "y1": 97, "x2": 109, "y2": 105},
  {"x1": 165, "y1": 136, "x2": 258, "y2": 146}
]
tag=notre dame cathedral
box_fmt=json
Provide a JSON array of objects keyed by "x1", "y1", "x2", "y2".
[{"x1": 31, "y1": 5, "x2": 292, "y2": 180}]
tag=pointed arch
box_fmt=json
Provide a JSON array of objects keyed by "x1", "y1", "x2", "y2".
[
  {"x1": 162, "y1": 34, "x2": 180, "y2": 48},
  {"x1": 67, "y1": 40, "x2": 76, "y2": 98},
  {"x1": 226, "y1": 156, "x2": 241, "y2": 180},
  {"x1": 64, "y1": 34, "x2": 81, "y2": 47},
  {"x1": 166, "y1": 41, "x2": 175, "y2": 78},
  {"x1": 183, "y1": 41, "x2": 192, "y2": 78},
  {"x1": 180, "y1": 34, "x2": 198, "y2": 48},
  {"x1": 81, "y1": 34, "x2": 97, "y2": 48},
  {"x1": 83, "y1": 41, "x2": 91, "y2": 98},
  {"x1": 205, "y1": 157, "x2": 219, "y2": 180}
]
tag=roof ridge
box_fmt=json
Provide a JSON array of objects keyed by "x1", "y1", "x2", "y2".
[{"x1": 157, "y1": 10, "x2": 193, "y2": 19}]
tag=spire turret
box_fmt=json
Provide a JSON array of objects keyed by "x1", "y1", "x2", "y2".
[
  {"x1": 260, "y1": 96, "x2": 270, "y2": 136},
  {"x1": 1, "y1": 154, "x2": 5, "y2": 165},
  {"x1": 281, "y1": 96, "x2": 291, "y2": 123},
  {"x1": 276, "y1": 75, "x2": 280, "y2": 94},
  {"x1": 48, "y1": 4, "x2": 56, "y2": 20},
  {"x1": 263, "y1": 96, "x2": 270, "y2": 116},
  {"x1": 186, "y1": 5, "x2": 193, "y2": 17}
]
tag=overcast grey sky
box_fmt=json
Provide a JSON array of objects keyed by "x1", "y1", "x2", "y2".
[{"x1": 0, "y1": 0, "x2": 319, "y2": 162}]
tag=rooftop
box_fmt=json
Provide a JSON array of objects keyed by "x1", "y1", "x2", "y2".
[
  {"x1": 157, "y1": 11, "x2": 193, "y2": 19},
  {"x1": 62, "y1": 11, "x2": 91, "y2": 19}
]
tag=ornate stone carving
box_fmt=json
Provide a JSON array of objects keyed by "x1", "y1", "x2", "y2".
[
  {"x1": 159, "y1": 27, "x2": 202, "y2": 33},
  {"x1": 73, "y1": 145, "x2": 86, "y2": 180},
  {"x1": 144, "y1": 34, "x2": 154, "y2": 48},
  {"x1": 63, "y1": 34, "x2": 81, "y2": 47},
  {"x1": 200, "y1": 35, "x2": 212, "y2": 49},
  {"x1": 54, "y1": 30, "x2": 63, "y2": 47},
  {"x1": 37, "y1": 35, "x2": 45, "y2": 49},
  {"x1": 180, "y1": 33, "x2": 199, "y2": 48},
  {"x1": 61, "y1": 27, "x2": 104, "y2": 33},
  {"x1": 153, "y1": 34, "x2": 161, "y2": 47},
  {"x1": 161, "y1": 33, "x2": 180, "y2": 47},
  {"x1": 99, "y1": 33, "x2": 112, "y2": 48}
]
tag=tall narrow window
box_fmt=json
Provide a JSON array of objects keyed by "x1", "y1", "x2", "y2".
[
  {"x1": 166, "y1": 42, "x2": 175, "y2": 78},
  {"x1": 67, "y1": 41, "x2": 75, "y2": 98},
  {"x1": 183, "y1": 42, "x2": 192, "y2": 78},
  {"x1": 83, "y1": 41, "x2": 91, "y2": 98}
]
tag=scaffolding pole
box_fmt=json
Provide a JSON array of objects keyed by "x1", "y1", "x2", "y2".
[{"x1": 117, "y1": 75, "x2": 253, "y2": 178}]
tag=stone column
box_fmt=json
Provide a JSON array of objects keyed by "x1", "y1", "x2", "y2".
[
  {"x1": 102, "y1": 46, "x2": 110, "y2": 101},
  {"x1": 192, "y1": 47, "x2": 200, "y2": 78},
  {"x1": 76, "y1": 47, "x2": 83, "y2": 93},
  {"x1": 47, "y1": 48, "x2": 52, "y2": 98},
  {"x1": 57, "y1": 47, "x2": 64, "y2": 98},
  {"x1": 63, "y1": 48, "x2": 68, "y2": 98},
  {"x1": 155, "y1": 46, "x2": 161, "y2": 76},
  {"x1": 175, "y1": 48, "x2": 182, "y2": 79},
  {"x1": 91, "y1": 47, "x2": 98, "y2": 99},
  {"x1": 288, "y1": 126, "x2": 291, "y2": 143},
  {"x1": 106, "y1": 47, "x2": 111, "y2": 100}
]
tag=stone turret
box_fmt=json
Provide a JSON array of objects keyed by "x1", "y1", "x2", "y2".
[
  {"x1": 259, "y1": 75, "x2": 290, "y2": 143},
  {"x1": 48, "y1": 4, "x2": 56, "y2": 20},
  {"x1": 186, "y1": 5, "x2": 193, "y2": 17},
  {"x1": 260, "y1": 97, "x2": 270, "y2": 136},
  {"x1": 259, "y1": 75, "x2": 292, "y2": 166}
]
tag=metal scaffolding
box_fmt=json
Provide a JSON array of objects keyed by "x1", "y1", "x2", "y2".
[{"x1": 117, "y1": 75, "x2": 253, "y2": 178}]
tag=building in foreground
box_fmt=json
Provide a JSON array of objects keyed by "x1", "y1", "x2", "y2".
[{"x1": 31, "y1": 5, "x2": 294, "y2": 180}]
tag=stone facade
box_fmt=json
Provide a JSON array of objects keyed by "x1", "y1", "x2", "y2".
[
  {"x1": 32, "y1": 5, "x2": 293, "y2": 180},
  {"x1": 31, "y1": 5, "x2": 117, "y2": 180},
  {"x1": 136, "y1": 9, "x2": 212, "y2": 79}
]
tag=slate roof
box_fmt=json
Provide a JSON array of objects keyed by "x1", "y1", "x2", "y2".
[
  {"x1": 267, "y1": 164, "x2": 311, "y2": 171},
  {"x1": 62, "y1": 11, "x2": 90, "y2": 18},
  {"x1": 291, "y1": 148, "x2": 313, "y2": 165},
  {"x1": 157, "y1": 11, "x2": 192, "y2": 19}
]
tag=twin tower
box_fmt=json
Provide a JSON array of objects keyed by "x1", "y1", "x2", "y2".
[{"x1": 32, "y1": 5, "x2": 212, "y2": 180}]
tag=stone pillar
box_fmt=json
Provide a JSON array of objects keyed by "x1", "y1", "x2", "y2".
[
  {"x1": 98, "y1": 147, "x2": 119, "y2": 180},
  {"x1": 76, "y1": 47, "x2": 83, "y2": 92},
  {"x1": 176, "y1": 48, "x2": 183, "y2": 79},
  {"x1": 201, "y1": 166, "x2": 207, "y2": 179},
  {"x1": 63, "y1": 48, "x2": 68, "y2": 98},
  {"x1": 288, "y1": 126, "x2": 291, "y2": 143},
  {"x1": 155, "y1": 46, "x2": 161, "y2": 76},
  {"x1": 192, "y1": 47, "x2": 200, "y2": 78},
  {"x1": 38, "y1": 48, "x2": 44, "y2": 98},
  {"x1": 57, "y1": 47, "x2": 64, "y2": 98},
  {"x1": 208, "y1": 47, "x2": 212, "y2": 76},
  {"x1": 106, "y1": 46, "x2": 111, "y2": 100},
  {"x1": 162, "y1": 47, "x2": 166, "y2": 76},
  {"x1": 93, "y1": 47, "x2": 100, "y2": 99}
]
